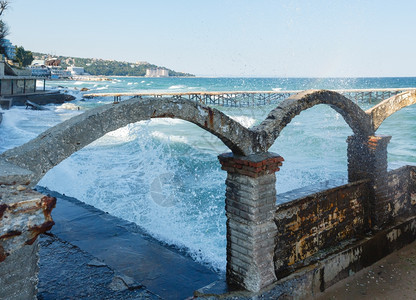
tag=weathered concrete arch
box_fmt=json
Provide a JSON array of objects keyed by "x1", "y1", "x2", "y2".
[
  {"x1": 253, "y1": 90, "x2": 374, "y2": 151},
  {"x1": 0, "y1": 97, "x2": 256, "y2": 186},
  {"x1": 366, "y1": 90, "x2": 416, "y2": 131}
]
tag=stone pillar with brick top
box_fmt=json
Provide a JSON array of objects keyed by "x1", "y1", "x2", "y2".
[
  {"x1": 347, "y1": 135, "x2": 392, "y2": 229},
  {"x1": 218, "y1": 152, "x2": 284, "y2": 292}
]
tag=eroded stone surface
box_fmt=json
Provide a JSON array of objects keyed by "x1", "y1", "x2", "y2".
[
  {"x1": 366, "y1": 90, "x2": 416, "y2": 131},
  {"x1": 0, "y1": 241, "x2": 39, "y2": 300},
  {"x1": 0, "y1": 182, "x2": 56, "y2": 262},
  {"x1": 0, "y1": 158, "x2": 34, "y2": 185},
  {"x1": 0, "y1": 98, "x2": 258, "y2": 186},
  {"x1": 253, "y1": 90, "x2": 374, "y2": 151}
]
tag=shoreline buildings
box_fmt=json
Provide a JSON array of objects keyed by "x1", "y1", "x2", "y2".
[
  {"x1": 30, "y1": 58, "x2": 84, "y2": 79},
  {"x1": 0, "y1": 58, "x2": 74, "y2": 108},
  {"x1": 145, "y1": 68, "x2": 169, "y2": 77}
]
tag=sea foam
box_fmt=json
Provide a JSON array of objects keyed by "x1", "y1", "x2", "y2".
[{"x1": 39, "y1": 122, "x2": 227, "y2": 271}]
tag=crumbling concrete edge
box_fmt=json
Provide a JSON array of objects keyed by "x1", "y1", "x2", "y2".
[
  {"x1": 0, "y1": 158, "x2": 35, "y2": 185},
  {"x1": 196, "y1": 215, "x2": 416, "y2": 299},
  {"x1": 1, "y1": 158, "x2": 55, "y2": 259},
  {"x1": 0, "y1": 158, "x2": 56, "y2": 299}
]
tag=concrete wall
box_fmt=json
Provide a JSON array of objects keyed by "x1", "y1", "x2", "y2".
[
  {"x1": 273, "y1": 166, "x2": 416, "y2": 281},
  {"x1": 0, "y1": 79, "x2": 36, "y2": 96},
  {"x1": 388, "y1": 166, "x2": 416, "y2": 219},
  {"x1": 25, "y1": 80, "x2": 36, "y2": 94},
  {"x1": 0, "y1": 242, "x2": 39, "y2": 300},
  {"x1": 274, "y1": 180, "x2": 370, "y2": 279},
  {"x1": 1, "y1": 79, "x2": 12, "y2": 95},
  {"x1": 0, "y1": 61, "x2": 4, "y2": 76},
  {"x1": 0, "y1": 160, "x2": 56, "y2": 300}
]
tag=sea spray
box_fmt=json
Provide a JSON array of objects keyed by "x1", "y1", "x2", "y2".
[
  {"x1": 0, "y1": 106, "x2": 82, "y2": 152},
  {"x1": 39, "y1": 121, "x2": 228, "y2": 271}
]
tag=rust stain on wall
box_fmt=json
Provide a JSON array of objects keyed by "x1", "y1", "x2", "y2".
[
  {"x1": 0, "y1": 245, "x2": 6, "y2": 262},
  {"x1": 208, "y1": 108, "x2": 214, "y2": 128},
  {"x1": 40, "y1": 196, "x2": 56, "y2": 220},
  {"x1": 0, "y1": 230, "x2": 22, "y2": 240},
  {"x1": 0, "y1": 204, "x2": 7, "y2": 219},
  {"x1": 0, "y1": 183, "x2": 57, "y2": 264},
  {"x1": 274, "y1": 166, "x2": 416, "y2": 280},
  {"x1": 274, "y1": 180, "x2": 370, "y2": 278},
  {"x1": 26, "y1": 221, "x2": 55, "y2": 245}
]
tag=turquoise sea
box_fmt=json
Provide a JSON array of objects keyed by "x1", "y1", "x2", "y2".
[{"x1": 1, "y1": 77, "x2": 415, "y2": 272}]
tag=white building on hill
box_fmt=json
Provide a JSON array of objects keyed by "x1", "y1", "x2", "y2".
[
  {"x1": 145, "y1": 68, "x2": 169, "y2": 77},
  {"x1": 67, "y1": 66, "x2": 86, "y2": 76}
]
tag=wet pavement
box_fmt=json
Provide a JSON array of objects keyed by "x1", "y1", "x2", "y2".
[
  {"x1": 37, "y1": 188, "x2": 221, "y2": 300},
  {"x1": 38, "y1": 234, "x2": 158, "y2": 299}
]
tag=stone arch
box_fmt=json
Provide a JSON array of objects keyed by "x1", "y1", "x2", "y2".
[
  {"x1": 366, "y1": 90, "x2": 416, "y2": 132},
  {"x1": 0, "y1": 98, "x2": 256, "y2": 186},
  {"x1": 252, "y1": 90, "x2": 374, "y2": 152}
]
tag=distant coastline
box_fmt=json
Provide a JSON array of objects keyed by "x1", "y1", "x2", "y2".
[{"x1": 32, "y1": 52, "x2": 195, "y2": 77}]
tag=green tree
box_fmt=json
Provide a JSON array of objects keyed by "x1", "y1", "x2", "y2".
[
  {"x1": 0, "y1": 1, "x2": 10, "y2": 58},
  {"x1": 14, "y1": 46, "x2": 34, "y2": 67}
]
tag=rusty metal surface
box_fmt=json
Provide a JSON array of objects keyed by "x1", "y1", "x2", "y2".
[{"x1": 0, "y1": 182, "x2": 56, "y2": 263}]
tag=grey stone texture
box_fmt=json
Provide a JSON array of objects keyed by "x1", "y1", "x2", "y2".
[
  {"x1": 0, "y1": 180, "x2": 55, "y2": 263},
  {"x1": 219, "y1": 153, "x2": 282, "y2": 292},
  {"x1": 0, "y1": 159, "x2": 55, "y2": 299},
  {"x1": 0, "y1": 98, "x2": 258, "y2": 187},
  {"x1": 0, "y1": 159, "x2": 33, "y2": 185},
  {"x1": 347, "y1": 135, "x2": 392, "y2": 228},
  {"x1": 388, "y1": 166, "x2": 416, "y2": 219},
  {"x1": 253, "y1": 90, "x2": 375, "y2": 151},
  {"x1": 366, "y1": 90, "x2": 416, "y2": 131},
  {"x1": 0, "y1": 78, "x2": 36, "y2": 95},
  {"x1": 0, "y1": 241, "x2": 39, "y2": 300}
]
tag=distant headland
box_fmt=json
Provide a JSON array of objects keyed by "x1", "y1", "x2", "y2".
[{"x1": 32, "y1": 52, "x2": 195, "y2": 77}]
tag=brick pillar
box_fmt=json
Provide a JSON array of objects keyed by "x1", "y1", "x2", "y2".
[
  {"x1": 347, "y1": 135, "x2": 392, "y2": 229},
  {"x1": 218, "y1": 152, "x2": 284, "y2": 292}
]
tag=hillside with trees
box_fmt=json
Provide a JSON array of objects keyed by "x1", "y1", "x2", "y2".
[{"x1": 32, "y1": 52, "x2": 194, "y2": 77}]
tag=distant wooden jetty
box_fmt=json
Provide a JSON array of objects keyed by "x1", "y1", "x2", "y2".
[{"x1": 84, "y1": 88, "x2": 416, "y2": 107}]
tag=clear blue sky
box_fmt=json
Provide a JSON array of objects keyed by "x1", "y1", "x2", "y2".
[{"x1": 4, "y1": 0, "x2": 416, "y2": 77}]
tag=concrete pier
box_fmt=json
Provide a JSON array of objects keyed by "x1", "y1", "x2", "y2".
[{"x1": 84, "y1": 87, "x2": 416, "y2": 106}]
